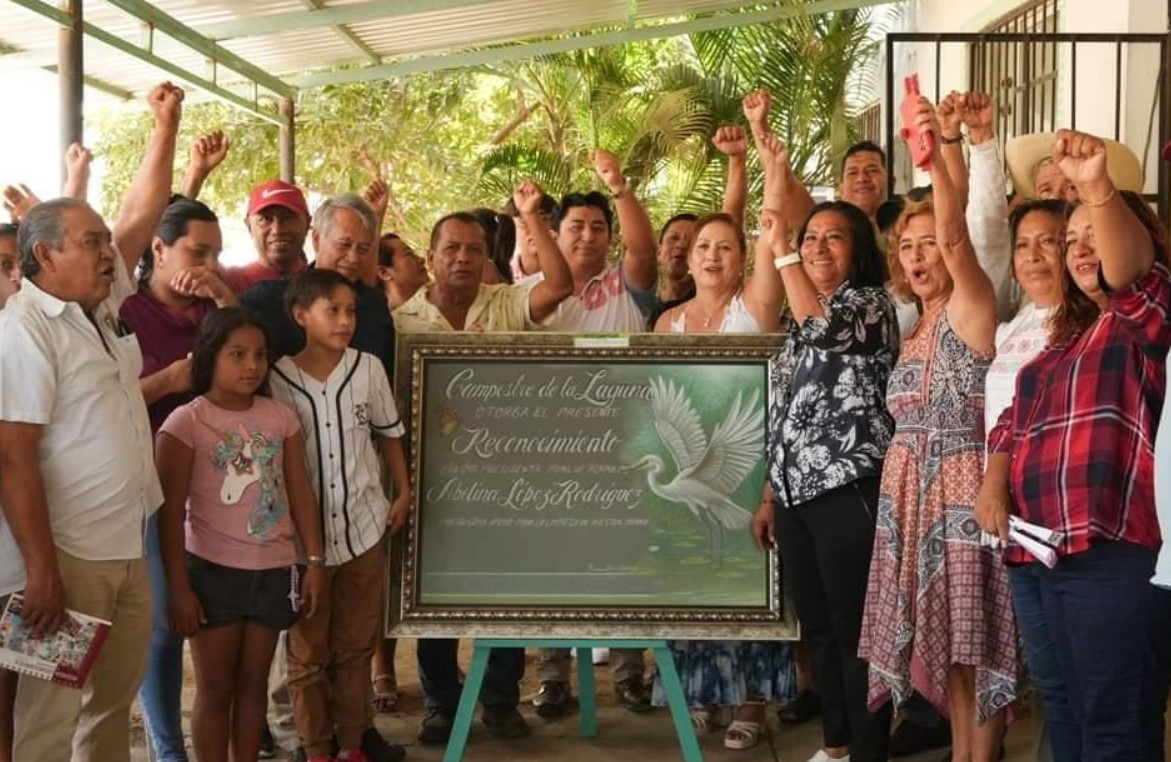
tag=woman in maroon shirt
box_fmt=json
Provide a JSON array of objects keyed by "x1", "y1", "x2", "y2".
[
  {"x1": 978, "y1": 130, "x2": 1171, "y2": 761},
  {"x1": 120, "y1": 196, "x2": 235, "y2": 762}
]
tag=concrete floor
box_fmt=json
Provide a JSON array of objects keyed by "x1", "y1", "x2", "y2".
[
  {"x1": 355, "y1": 704, "x2": 1040, "y2": 762},
  {"x1": 132, "y1": 699, "x2": 1042, "y2": 762},
  {"x1": 128, "y1": 640, "x2": 1045, "y2": 761}
]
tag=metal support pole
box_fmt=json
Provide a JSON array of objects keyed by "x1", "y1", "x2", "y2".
[
  {"x1": 279, "y1": 98, "x2": 296, "y2": 183},
  {"x1": 58, "y1": 0, "x2": 83, "y2": 188}
]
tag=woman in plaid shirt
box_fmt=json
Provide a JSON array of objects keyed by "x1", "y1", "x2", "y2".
[{"x1": 977, "y1": 129, "x2": 1171, "y2": 761}]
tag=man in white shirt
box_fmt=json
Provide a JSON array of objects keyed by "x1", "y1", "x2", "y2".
[
  {"x1": 537, "y1": 150, "x2": 659, "y2": 334},
  {"x1": 0, "y1": 82, "x2": 180, "y2": 762},
  {"x1": 528, "y1": 151, "x2": 658, "y2": 717}
]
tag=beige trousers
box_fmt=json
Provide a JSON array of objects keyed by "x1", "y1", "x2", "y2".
[
  {"x1": 13, "y1": 552, "x2": 151, "y2": 762},
  {"x1": 287, "y1": 541, "x2": 386, "y2": 755}
]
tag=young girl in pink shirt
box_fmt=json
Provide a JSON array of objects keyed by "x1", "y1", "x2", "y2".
[{"x1": 156, "y1": 307, "x2": 324, "y2": 762}]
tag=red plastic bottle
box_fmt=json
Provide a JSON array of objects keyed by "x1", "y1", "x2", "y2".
[{"x1": 900, "y1": 74, "x2": 936, "y2": 169}]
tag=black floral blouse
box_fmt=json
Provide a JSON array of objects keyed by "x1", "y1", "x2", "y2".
[{"x1": 767, "y1": 282, "x2": 899, "y2": 508}]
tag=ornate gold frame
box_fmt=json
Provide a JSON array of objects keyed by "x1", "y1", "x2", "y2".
[{"x1": 388, "y1": 332, "x2": 799, "y2": 640}]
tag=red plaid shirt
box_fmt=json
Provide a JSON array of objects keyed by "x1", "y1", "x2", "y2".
[{"x1": 988, "y1": 263, "x2": 1171, "y2": 564}]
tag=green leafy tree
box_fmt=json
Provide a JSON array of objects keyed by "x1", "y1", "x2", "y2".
[
  {"x1": 92, "y1": 4, "x2": 880, "y2": 245},
  {"x1": 476, "y1": 4, "x2": 879, "y2": 225},
  {"x1": 93, "y1": 72, "x2": 503, "y2": 244}
]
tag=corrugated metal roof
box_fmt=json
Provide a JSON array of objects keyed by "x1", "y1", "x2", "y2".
[{"x1": 0, "y1": 0, "x2": 880, "y2": 110}]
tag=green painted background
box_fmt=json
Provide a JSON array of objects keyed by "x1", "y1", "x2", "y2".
[{"x1": 417, "y1": 359, "x2": 770, "y2": 609}]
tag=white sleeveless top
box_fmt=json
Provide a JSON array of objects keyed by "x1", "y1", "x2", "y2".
[{"x1": 669, "y1": 293, "x2": 761, "y2": 334}]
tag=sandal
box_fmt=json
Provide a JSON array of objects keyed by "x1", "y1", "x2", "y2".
[
  {"x1": 372, "y1": 673, "x2": 399, "y2": 713},
  {"x1": 724, "y1": 701, "x2": 765, "y2": 750},
  {"x1": 689, "y1": 705, "x2": 723, "y2": 735}
]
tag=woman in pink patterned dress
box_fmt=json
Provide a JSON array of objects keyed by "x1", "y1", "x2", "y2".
[{"x1": 857, "y1": 96, "x2": 1020, "y2": 762}]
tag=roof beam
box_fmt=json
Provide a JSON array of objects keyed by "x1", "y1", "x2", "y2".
[
  {"x1": 289, "y1": 0, "x2": 893, "y2": 88},
  {"x1": 199, "y1": 0, "x2": 486, "y2": 41},
  {"x1": 297, "y1": 0, "x2": 381, "y2": 64},
  {"x1": 8, "y1": 0, "x2": 286, "y2": 124},
  {"x1": 43, "y1": 66, "x2": 134, "y2": 100},
  {"x1": 101, "y1": 0, "x2": 296, "y2": 98},
  {"x1": 1, "y1": 36, "x2": 132, "y2": 98}
]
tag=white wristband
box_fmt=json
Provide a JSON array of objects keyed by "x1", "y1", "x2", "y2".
[{"x1": 774, "y1": 253, "x2": 802, "y2": 270}]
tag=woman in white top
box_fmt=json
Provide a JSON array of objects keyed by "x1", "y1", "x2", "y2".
[
  {"x1": 983, "y1": 198, "x2": 1068, "y2": 435},
  {"x1": 650, "y1": 207, "x2": 788, "y2": 751},
  {"x1": 653, "y1": 210, "x2": 783, "y2": 335}
]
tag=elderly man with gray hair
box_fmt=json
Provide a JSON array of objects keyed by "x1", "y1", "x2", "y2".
[
  {"x1": 0, "y1": 81, "x2": 182, "y2": 762},
  {"x1": 239, "y1": 192, "x2": 403, "y2": 762},
  {"x1": 240, "y1": 193, "x2": 395, "y2": 380}
]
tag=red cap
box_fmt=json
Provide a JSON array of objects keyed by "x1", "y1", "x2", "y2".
[
  {"x1": 247, "y1": 179, "x2": 309, "y2": 217},
  {"x1": 1162, "y1": 140, "x2": 1171, "y2": 163}
]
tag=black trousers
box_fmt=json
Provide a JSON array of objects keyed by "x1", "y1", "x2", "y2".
[
  {"x1": 775, "y1": 477, "x2": 891, "y2": 762},
  {"x1": 417, "y1": 639, "x2": 525, "y2": 713}
]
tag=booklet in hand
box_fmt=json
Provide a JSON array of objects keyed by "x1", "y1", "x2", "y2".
[{"x1": 0, "y1": 594, "x2": 110, "y2": 689}]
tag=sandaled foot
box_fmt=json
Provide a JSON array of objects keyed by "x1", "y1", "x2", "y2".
[
  {"x1": 689, "y1": 705, "x2": 723, "y2": 735},
  {"x1": 724, "y1": 719, "x2": 764, "y2": 750},
  {"x1": 724, "y1": 701, "x2": 766, "y2": 750},
  {"x1": 372, "y1": 673, "x2": 399, "y2": 713}
]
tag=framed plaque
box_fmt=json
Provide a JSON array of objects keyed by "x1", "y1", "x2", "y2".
[{"x1": 389, "y1": 332, "x2": 797, "y2": 640}]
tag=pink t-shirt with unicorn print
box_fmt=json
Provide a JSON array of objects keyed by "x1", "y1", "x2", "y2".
[{"x1": 159, "y1": 395, "x2": 301, "y2": 570}]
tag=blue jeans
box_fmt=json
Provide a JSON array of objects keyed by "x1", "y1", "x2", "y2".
[
  {"x1": 137, "y1": 514, "x2": 188, "y2": 761},
  {"x1": 1007, "y1": 541, "x2": 1168, "y2": 762}
]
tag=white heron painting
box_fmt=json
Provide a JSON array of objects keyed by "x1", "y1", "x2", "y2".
[{"x1": 627, "y1": 377, "x2": 765, "y2": 563}]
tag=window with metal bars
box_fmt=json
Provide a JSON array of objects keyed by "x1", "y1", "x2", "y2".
[{"x1": 970, "y1": 0, "x2": 1061, "y2": 142}]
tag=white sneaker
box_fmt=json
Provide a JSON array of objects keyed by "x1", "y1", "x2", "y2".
[
  {"x1": 806, "y1": 752, "x2": 850, "y2": 762},
  {"x1": 591, "y1": 647, "x2": 609, "y2": 665}
]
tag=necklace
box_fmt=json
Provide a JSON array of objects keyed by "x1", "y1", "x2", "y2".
[{"x1": 693, "y1": 293, "x2": 734, "y2": 330}]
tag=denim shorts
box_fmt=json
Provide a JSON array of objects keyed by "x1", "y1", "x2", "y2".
[{"x1": 186, "y1": 554, "x2": 300, "y2": 631}]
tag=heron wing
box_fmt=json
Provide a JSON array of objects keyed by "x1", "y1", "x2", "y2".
[
  {"x1": 650, "y1": 377, "x2": 708, "y2": 473},
  {"x1": 679, "y1": 388, "x2": 764, "y2": 495}
]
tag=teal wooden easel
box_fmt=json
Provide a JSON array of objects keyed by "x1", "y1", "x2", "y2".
[{"x1": 442, "y1": 638, "x2": 702, "y2": 762}]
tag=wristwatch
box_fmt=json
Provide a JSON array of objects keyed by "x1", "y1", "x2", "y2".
[
  {"x1": 610, "y1": 177, "x2": 635, "y2": 200},
  {"x1": 306, "y1": 555, "x2": 325, "y2": 569}
]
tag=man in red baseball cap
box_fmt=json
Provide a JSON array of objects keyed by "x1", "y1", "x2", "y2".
[{"x1": 223, "y1": 179, "x2": 311, "y2": 293}]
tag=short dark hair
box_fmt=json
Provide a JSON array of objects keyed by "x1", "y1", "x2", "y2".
[
  {"x1": 429, "y1": 212, "x2": 487, "y2": 252},
  {"x1": 798, "y1": 200, "x2": 889, "y2": 290},
  {"x1": 138, "y1": 197, "x2": 219, "y2": 289},
  {"x1": 190, "y1": 307, "x2": 271, "y2": 397},
  {"x1": 839, "y1": 140, "x2": 887, "y2": 181},
  {"x1": 504, "y1": 193, "x2": 557, "y2": 219},
  {"x1": 1008, "y1": 198, "x2": 1068, "y2": 247},
  {"x1": 471, "y1": 207, "x2": 517, "y2": 285},
  {"x1": 659, "y1": 213, "x2": 698, "y2": 243},
  {"x1": 0, "y1": 223, "x2": 17, "y2": 240},
  {"x1": 284, "y1": 268, "x2": 357, "y2": 321},
  {"x1": 377, "y1": 232, "x2": 402, "y2": 268},
  {"x1": 554, "y1": 191, "x2": 613, "y2": 233}
]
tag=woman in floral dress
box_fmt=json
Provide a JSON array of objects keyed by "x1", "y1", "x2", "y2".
[{"x1": 858, "y1": 95, "x2": 1020, "y2": 762}]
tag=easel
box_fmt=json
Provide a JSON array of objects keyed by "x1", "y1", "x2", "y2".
[{"x1": 443, "y1": 638, "x2": 702, "y2": 762}]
